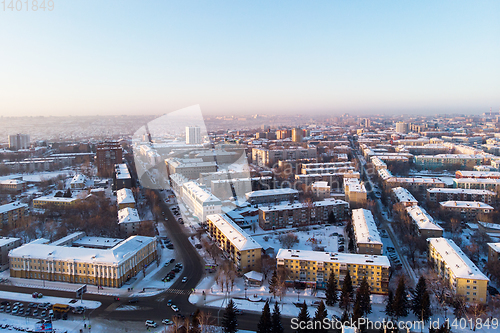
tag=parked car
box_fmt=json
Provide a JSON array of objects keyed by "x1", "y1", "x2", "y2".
[
  {"x1": 145, "y1": 320, "x2": 158, "y2": 328},
  {"x1": 162, "y1": 319, "x2": 173, "y2": 325},
  {"x1": 166, "y1": 299, "x2": 172, "y2": 306},
  {"x1": 171, "y1": 305, "x2": 179, "y2": 312},
  {"x1": 182, "y1": 277, "x2": 188, "y2": 283},
  {"x1": 128, "y1": 298, "x2": 139, "y2": 304}
]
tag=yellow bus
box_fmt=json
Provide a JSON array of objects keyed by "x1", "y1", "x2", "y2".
[{"x1": 52, "y1": 304, "x2": 70, "y2": 313}]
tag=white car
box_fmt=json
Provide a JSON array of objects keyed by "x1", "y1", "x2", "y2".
[
  {"x1": 181, "y1": 277, "x2": 188, "y2": 283},
  {"x1": 171, "y1": 305, "x2": 179, "y2": 312},
  {"x1": 145, "y1": 320, "x2": 158, "y2": 328},
  {"x1": 162, "y1": 319, "x2": 173, "y2": 325}
]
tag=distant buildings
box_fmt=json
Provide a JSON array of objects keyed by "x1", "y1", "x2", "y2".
[
  {"x1": 276, "y1": 249, "x2": 390, "y2": 293},
  {"x1": 311, "y1": 181, "x2": 330, "y2": 200},
  {"x1": 414, "y1": 154, "x2": 483, "y2": 170},
  {"x1": 8, "y1": 134, "x2": 30, "y2": 150},
  {"x1": 395, "y1": 122, "x2": 409, "y2": 134},
  {"x1": 428, "y1": 238, "x2": 488, "y2": 303},
  {"x1": 251, "y1": 147, "x2": 317, "y2": 167},
  {"x1": 0, "y1": 179, "x2": 26, "y2": 193},
  {"x1": 207, "y1": 214, "x2": 262, "y2": 272},
  {"x1": 454, "y1": 178, "x2": 500, "y2": 192},
  {"x1": 9, "y1": 235, "x2": 157, "y2": 288},
  {"x1": 165, "y1": 157, "x2": 217, "y2": 180},
  {"x1": 258, "y1": 199, "x2": 349, "y2": 230},
  {"x1": 186, "y1": 126, "x2": 202, "y2": 144},
  {"x1": 96, "y1": 142, "x2": 123, "y2": 177},
  {"x1": 245, "y1": 188, "x2": 299, "y2": 206},
  {"x1": 70, "y1": 174, "x2": 87, "y2": 189},
  {"x1": 427, "y1": 188, "x2": 496, "y2": 205}
]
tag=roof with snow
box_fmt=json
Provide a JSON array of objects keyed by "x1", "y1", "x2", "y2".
[
  {"x1": 116, "y1": 188, "x2": 135, "y2": 205},
  {"x1": 118, "y1": 207, "x2": 141, "y2": 224},
  {"x1": 351, "y1": 209, "x2": 382, "y2": 245},
  {"x1": 0, "y1": 202, "x2": 28, "y2": 214},
  {"x1": 276, "y1": 249, "x2": 390, "y2": 267},
  {"x1": 406, "y1": 206, "x2": 443, "y2": 232},
  {"x1": 207, "y1": 214, "x2": 262, "y2": 251},
  {"x1": 439, "y1": 201, "x2": 493, "y2": 210}
]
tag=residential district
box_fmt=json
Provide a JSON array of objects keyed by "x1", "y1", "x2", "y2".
[{"x1": 1, "y1": 113, "x2": 500, "y2": 332}]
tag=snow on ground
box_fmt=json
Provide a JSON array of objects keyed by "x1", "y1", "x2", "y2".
[
  {"x1": 0, "y1": 291, "x2": 100, "y2": 309},
  {"x1": 252, "y1": 225, "x2": 344, "y2": 254}
]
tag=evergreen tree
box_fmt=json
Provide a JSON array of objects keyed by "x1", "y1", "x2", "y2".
[
  {"x1": 257, "y1": 301, "x2": 272, "y2": 333},
  {"x1": 191, "y1": 308, "x2": 201, "y2": 333},
  {"x1": 313, "y1": 301, "x2": 328, "y2": 333},
  {"x1": 384, "y1": 290, "x2": 395, "y2": 318},
  {"x1": 296, "y1": 301, "x2": 310, "y2": 333},
  {"x1": 393, "y1": 276, "x2": 409, "y2": 318},
  {"x1": 271, "y1": 302, "x2": 284, "y2": 333},
  {"x1": 325, "y1": 272, "x2": 338, "y2": 306},
  {"x1": 340, "y1": 271, "x2": 353, "y2": 311},
  {"x1": 358, "y1": 276, "x2": 372, "y2": 315},
  {"x1": 412, "y1": 276, "x2": 432, "y2": 322},
  {"x1": 269, "y1": 270, "x2": 278, "y2": 298},
  {"x1": 222, "y1": 299, "x2": 238, "y2": 333}
]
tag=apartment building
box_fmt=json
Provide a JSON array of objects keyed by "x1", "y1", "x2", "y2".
[
  {"x1": 9, "y1": 235, "x2": 158, "y2": 288},
  {"x1": 245, "y1": 188, "x2": 299, "y2": 206},
  {"x1": 96, "y1": 142, "x2": 123, "y2": 177},
  {"x1": 0, "y1": 237, "x2": 21, "y2": 271},
  {"x1": 251, "y1": 147, "x2": 317, "y2": 167},
  {"x1": 427, "y1": 188, "x2": 496, "y2": 205},
  {"x1": 439, "y1": 201, "x2": 493, "y2": 223},
  {"x1": 428, "y1": 238, "x2": 488, "y2": 303},
  {"x1": 116, "y1": 188, "x2": 136, "y2": 210},
  {"x1": 258, "y1": 199, "x2": 349, "y2": 230},
  {"x1": 8, "y1": 134, "x2": 30, "y2": 150},
  {"x1": 210, "y1": 177, "x2": 273, "y2": 203},
  {"x1": 118, "y1": 207, "x2": 144, "y2": 237},
  {"x1": 113, "y1": 163, "x2": 132, "y2": 190},
  {"x1": 396, "y1": 144, "x2": 450, "y2": 155},
  {"x1": 371, "y1": 157, "x2": 388, "y2": 170},
  {"x1": 0, "y1": 202, "x2": 28, "y2": 226},
  {"x1": 182, "y1": 181, "x2": 222, "y2": 223},
  {"x1": 414, "y1": 154, "x2": 483, "y2": 170},
  {"x1": 405, "y1": 206, "x2": 443, "y2": 238},
  {"x1": 311, "y1": 181, "x2": 331, "y2": 200},
  {"x1": 276, "y1": 249, "x2": 390, "y2": 293},
  {"x1": 487, "y1": 243, "x2": 500, "y2": 265},
  {"x1": 0, "y1": 179, "x2": 26, "y2": 193},
  {"x1": 453, "y1": 178, "x2": 500, "y2": 192},
  {"x1": 384, "y1": 177, "x2": 446, "y2": 195},
  {"x1": 165, "y1": 157, "x2": 217, "y2": 180},
  {"x1": 455, "y1": 171, "x2": 500, "y2": 179},
  {"x1": 391, "y1": 187, "x2": 418, "y2": 207},
  {"x1": 33, "y1": 195, "x2": 81, "y2": 209},
  {"x1": 351, "y1": 209, "x2": 383, "y2": 255},
  {"x1": 344, "y1": 178, "x2": 367, "y2": 208},
  {"x1": 206, "y1": 214, "x2": 262, "y2": 272},
  {"x1": 70, "y1": 174, "x2": 87, "y2": 189}
]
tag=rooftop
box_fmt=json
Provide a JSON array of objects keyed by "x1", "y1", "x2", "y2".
[
  {"x1": 439, "y1": 201, "x2": 493, "y2": 209},
  {"x1": 114, "y1": 164, "x2": 131, "y2": 180},
  {"x1": 118, "y1": 207, "x2": 141, "y2": 224},
  {"x1": 183, "y1": 181, "x2": 221, "y2": 205},
  {"x1": 351, "y1": 209, "x2": 382, "y2": 245},
  {"x1": 116, "y1": 188, "x2": 135, "y2": 205},
  {"x1": 207, "y1": 214, "x2": 262, "y2": 251},
  {"x1": 0, "y1": 201, "x2": 28, "y2": 214},
  {"x1": 0, "y1": 237, "x2": 20, "y2": 247},
  {"x1": 246, "y1": 188, "x2": 298, "y2": 198},
  {"x1": 392, "y1": 187, "x2": 418, "y2": 205},
  {"x1": 427, "y1": 188, "x2": 496, "y2": 195},
  {"x1": 428, "y1": 238, "x2": 489, "y2": 281},
  {"x1": 406, "y1": 206, "x2": 443, "y2": 231},
  {"x1": 276, "y1": 249, "x2": 390, "y2": 267}
]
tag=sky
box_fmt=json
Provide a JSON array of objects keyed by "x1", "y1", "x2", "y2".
[{"x1": 0, "y1": 1, "x2": 499, "y2": 117}]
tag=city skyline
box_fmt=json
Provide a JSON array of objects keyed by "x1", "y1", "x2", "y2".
[{"x1": 1, "y1": 1, "x2": 499, "y2": 117}]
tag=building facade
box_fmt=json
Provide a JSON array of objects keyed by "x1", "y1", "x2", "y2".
[{"x1": 351, "y1": 209, "x2": 383, "y2": 255}]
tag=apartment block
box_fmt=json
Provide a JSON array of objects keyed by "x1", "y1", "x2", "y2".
[
  {"x1": 276, "y1": 249, "x2": 390, "y2": 293},
  {"x1": 251, "y1": 147, "x2": 317, "y2": 167},
  {"x1": 414, "y1": 154, "x2": 483, "y2": 170},
  {"x1": 428, "y1": 238, "x2": 488, "y2": 303},
  {"x1": 258, "y1": 199, "x2": 349, "y2": 230},
  {"x1": 391, "y1": 187, "x2": 418, "y2": 207},
  {"x1": 113, "y1": 163, "x2": 132, "y2": 190},
  {"x1": 207, "y1": 214, "x2": 262, "y2": 272},
  {"x1": 116, "y1": 188, "x2": 136, "y2": 210},
  {"x1": 344, "y1": 177, "x2": 367, "y2": 208},
  {"x1": 245, "y1": 188, "x2": 299, "y2": 206},
  {"x1": 0, "y1": 202, "x2": 28, "y2": 226},
  {"x1": 351, "y1": 209, "x2": 383, "y2": 255},
  {"x1": 439, "y1": 201, "x2": 493, "y2": 223},
  {"x1": 405, "y1": 206, "x2": 443, "y2": 238},
  {"x1": 0, "y1": 237, "x2": 21, "y2": 271},
  {"x1": 182, "y1": 181, "x2": 222, "y2": 223},
  {"x1": 96, "y1": 142, "x2": 123, "y2": 177},
  {"x1": 427, "y1": 188, "x2": 496, "y2": 205}
]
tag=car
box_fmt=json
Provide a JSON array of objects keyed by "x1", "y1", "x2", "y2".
[
  {"x1": 128, "y1": 298, "x2": 139, "y2": 304},
  {"x1": 164, "y1": 262, "x2": 170, "y2": 267},
  {"x1": 171, "y1": 305, "x2": 179, "y2": 312},
  {"x1": 41, "y1": 310, "x2": 46, "y2": 317},
  {"x1": 12, "y1": 308, "x2": 18, "y2": 315},
  {"x1": 182, "y1": 277, "x2": 188, "y2": 283},
  {"x1": 18, "y1": 308, "x2": 24, "y2": 315},
  {"x1": 28, "y1": 303, "x2": 35, "y2": 308},
  {"x1": 195, "y1": 244, "x2": 202, "y2": 249},
  {"x1": 32, "y1": 309, "x2": 38, "y2": 316},
  {"x1": 0, "y1": 301, "x2": 9, "y2": 306},
  {"x1": 166, "y1": 244, "x2": 174, "y2": 249},
  {"x1": 13, "y1": 302, "x2": 21, "y2": 307},
  {"x1": 145, "y1": 320, "x2": 158, "y2": 328},
  {"x1": 170, "y1": 258, "x2": 175, "y2": 263},
  {"x1": 72, "y1": 306, "x2": 85, "y2": 314},
  {"x1": 0, "y1": 306, "x2": 4, "y2": 312},
  {"x1": 162, "y1": 319, "x2": 173, "y2": 325},
  {"x1": 69, "y1": 299, "x2": 78, "y2": 304}
]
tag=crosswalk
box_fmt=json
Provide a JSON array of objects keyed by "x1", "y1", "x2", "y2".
[{"x1": 166, "y1": 288, "x2": 190, "y2": 295}]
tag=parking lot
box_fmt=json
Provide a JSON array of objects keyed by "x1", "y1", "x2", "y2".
[{"x1": 0, "y1": 297, "x2": 85, "y2": 322}]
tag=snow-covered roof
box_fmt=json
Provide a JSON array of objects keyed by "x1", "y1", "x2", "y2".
[
  {"x1": 406, "y1": 206, "x2": 443, "y2": 232},
  {"x1": 351, "y1": 209, "x2": 382, "y2": 245},
  {"x1": 259, "y1": 199, "x2": 348, "y2": 213},
  {"x1": 311, "y1": 181, "x2": 330, "y2": 189},
  {"x1": 454, "y1": 178, "x2": 500, "y2": 185},
  {"x1": 118, "y1": 207, "x2": 141, "y2": 224},
  {"x1": 207, "y1": 214, "x2": 262, "y2": 251},
  {"x1": 487, "y1": 243, "x2": 500, "y2": 254},
  {"x1": 392, "y1": 187, "x2": 418, "y2": 205},
  {"x1": 439, "y1": 201, "x2": 493, "y2": 210},
  {"x1": 428, "y1": 238, "x2": 489, "y2": 281},
  {"x1": 478, "y1": 222, "x2": 500, "y2": 231},
  {"x1": 0, "y1": 202, "x2": 28, "y2": 214},
  {"x1": 456, "y1": 171, "x2": 500, "y2": 178},
  {"x1": 244, "y1": 271, "x2": 263, "y2": 282},
  {"x1": 276, "y1": 249, "x2": 390, "y2": 267},
  {"x1": 182, "y1": 181, "x2": 221, "y2": 205},
  {"x1": 0, "y1": 237, "x2": 20, "y2": 247},
  {"x1": 0, "y1": 179, "x2": 25, "y2": 185},
  {"x1": 116, "y1": 188, "x2": 135, "y2": 205},
  {"x1": 114, "y1": 164, "x2": 131, "y2": 180},
  {"x1": 70, "y1": 174, "x2": 86, "y2": 185},
  {"x1": 387, "y1": 177, "x2": 445, "y2": 185},
  {"x1": 50, "y1": 232, "x2": 85, "y2": 246},
  {"x1": 73, "y1": 236, "x2": 124, "y2": 249},
  {"x1": 344, "y1": 178, "x2": 367, "y2": 193},
  {"x1": 427, "y1": 188, "x2": 496, "y2": 195},
  {"x1": 33, "y1": 195, "x2": 80, "y2": 203},
  {"x1": 9, "y1": 235, "x2": 155, "y2": 266},
  {"x1": 246, "y1": 188, "x2": 298, "y2": 198}
]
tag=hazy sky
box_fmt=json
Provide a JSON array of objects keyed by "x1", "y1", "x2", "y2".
[{"x1": 1, "y1": 1, "x2": 499, "y2": 117}]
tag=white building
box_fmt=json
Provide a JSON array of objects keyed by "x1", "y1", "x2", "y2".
[
  {"x1": 391, "y1": 187, "x2": 418, "y2": 207},
  {"x1": 311, "y1": 181, "x2": 331, "y2": 199},
  {"x1": 181, "y1": 181, "x2": 222, "y2": 222},
  {"x1": 351, "y1": 209, "x2": 383, "y2": 255},
  {"x1": 186, "y1": 126, "x2": 202, "y2": 144},
  {"x1": 116, "y1": 188, "x2": 136, "y2": 209},
  {"x1": 8, "y1": 134, "x2": 30, "y2": 150},
  {"x1": 70, "y1": 174, "x2": 87, "y2": 189},
  {"x1": 405, "y1": 206, "x2": 443, "y2": 238}
]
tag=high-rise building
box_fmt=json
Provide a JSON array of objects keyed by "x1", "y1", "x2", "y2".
[
  {"x1": 292, "y1": 128, "x2": 303, "y2": 142},
  {"x1": 8, "y1": 134, "x2": 30, "y2": 150},
  {"x1": 96, "y1": 142, "x2": 123, "y2": 177},
  {"x1": 186, "y1": 126, "x2": 201, "y2": 144},
  {"x1": 395, "y1": 122, "x2": 409, "y2": 134}
]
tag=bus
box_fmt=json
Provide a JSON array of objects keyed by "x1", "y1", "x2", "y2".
[{"x1": 52, "y1": 303, "x2": 70, "y2": 313}]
